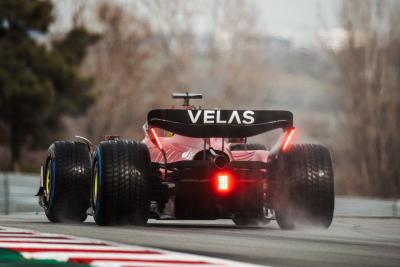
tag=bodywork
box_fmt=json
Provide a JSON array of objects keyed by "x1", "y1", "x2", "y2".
[{"x1": 142, "y1": 108, "x2": 294, "y2": 220}]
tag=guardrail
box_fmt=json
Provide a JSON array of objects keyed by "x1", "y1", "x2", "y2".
[
  {"x1": 0, "y1": 172, "x2": 399, "y2": 216},
  {"x1": 335, "y1": 197, "x2": 399, "y2": 217},
  {"x1": 0, "y1": 172, "x2": 41, "y2": 214}
]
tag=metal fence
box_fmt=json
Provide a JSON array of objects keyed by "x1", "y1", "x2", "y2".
[{"x1": 0, "y1": 172, "x2": 399, "y2": 216}]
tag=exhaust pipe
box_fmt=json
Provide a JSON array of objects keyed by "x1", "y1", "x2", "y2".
[{"x1": 214, "y1": 154, "x2": 229, "y2": 169}]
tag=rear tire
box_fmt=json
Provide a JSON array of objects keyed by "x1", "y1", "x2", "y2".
[
  {"x1": 93, "y1": 140, "x2": 151, "y2": 226},
  {"x1": 273, "y1": 144, "x2": 334, "y2": 229},
  {"x1": 44, "y1": 141, "x2": 91, "y2": 223}
]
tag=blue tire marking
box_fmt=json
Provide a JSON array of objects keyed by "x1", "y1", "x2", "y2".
[{"x1": 96, "y1": 145, "x2": 103, "y2": 212}]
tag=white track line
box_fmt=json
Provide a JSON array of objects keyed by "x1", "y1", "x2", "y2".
[
  {"x1": 0, "y1": 226, "x2": 268, "y2": 267},
  {"x1": 0, "y1": 239, "x2": 100, "y2": 244}
]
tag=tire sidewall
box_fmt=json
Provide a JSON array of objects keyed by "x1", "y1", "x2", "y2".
[
  {"x1": 44, "y1": 145, "x2": 58, "y2": 221},
  {"x1": 93, "y1": 144, "x2": 105, "y2": 224}
]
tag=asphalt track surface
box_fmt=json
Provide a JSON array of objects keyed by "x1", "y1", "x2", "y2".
[{"x1": 0, "y1": 214, "x2": 399, "y2": 267}]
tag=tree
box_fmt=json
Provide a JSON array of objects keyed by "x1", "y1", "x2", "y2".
[
  {"x1": 78, "y1": 3, "x2": 153, "y2": 142},
  {"x1": 332, "y1": 0, "x2": 400, "y2": 197},
  {"x1": 206, "y1": 0, "x2": 264, "y2": 107},
  {"x1": 70, "y1": 0, "x2": 265, "y2": 142},
  {"x1": 0, "y1": 0, "x2": 99, "y2": 171}
]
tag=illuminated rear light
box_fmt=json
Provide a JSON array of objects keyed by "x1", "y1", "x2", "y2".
[
  {"x1": 218, "y1": 175, "x2": 229, "y2": 191},
  {"x1": 282, "y1": 128, "x2": 295, "y2": 151},
  {"x1": 150, "y1": 128, "x2": 163, "y2": 150},
  {"x1": 214, "y1": 173, "x2": 233, "y2": 193}
]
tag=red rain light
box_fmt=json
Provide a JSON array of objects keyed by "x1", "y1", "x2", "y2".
[
  {"x1": 218, "y1": 175, "x2": 229, "y2": 191},
  {"x1": 215, "y1": 173, "x2": 232, "y2": 193},
  {"x1": 282, "y1": 128, "x2": 295, "y2": 151},
  {"x1": 150, "y1": 128, "x2": 163, "y2": 150}
]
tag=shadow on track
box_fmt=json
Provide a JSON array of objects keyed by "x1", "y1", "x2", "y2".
[
  {"x1": 18, "y1": 216, "x2": 279, "y2": 230},
  {"x1": 146, "y1": 221, "x2": 278, "y2": 231}
]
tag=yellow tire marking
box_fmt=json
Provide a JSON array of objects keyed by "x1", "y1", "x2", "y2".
[{"x1": 46, "y1": 165, "x2": 51, "y2": 193}]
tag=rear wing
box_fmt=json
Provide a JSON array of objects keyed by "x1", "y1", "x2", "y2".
[{"x1": 147, "y1": 109, "x2": 293, "y2": 138}]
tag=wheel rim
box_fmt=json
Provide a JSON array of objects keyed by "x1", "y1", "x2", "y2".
[
  {"x1": 93, "y1": 161, "x2": 99, "y2": 208},
  {"x1": 45, "y1": 160, "x2": 52, "y2": 203}
]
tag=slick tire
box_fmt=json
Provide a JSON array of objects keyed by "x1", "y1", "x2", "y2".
[
  {"x1": 92, "y1": 140, "x2": 151, "y2": 226},
  {"x1": 44, "y1": 141, "x2": 91, "y2": 223},
  {"x1": 274, "y1": 144, "x2": 334, "y2": 229}
]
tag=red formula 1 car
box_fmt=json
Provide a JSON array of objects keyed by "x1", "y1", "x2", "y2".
[{"x1": 37, "y1": 93, "x2": 334, "y2": 229}]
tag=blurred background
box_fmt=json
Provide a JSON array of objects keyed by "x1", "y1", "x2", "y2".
[{"x1": 0, "y1": 0, "x2": 399, "y2": 213}]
